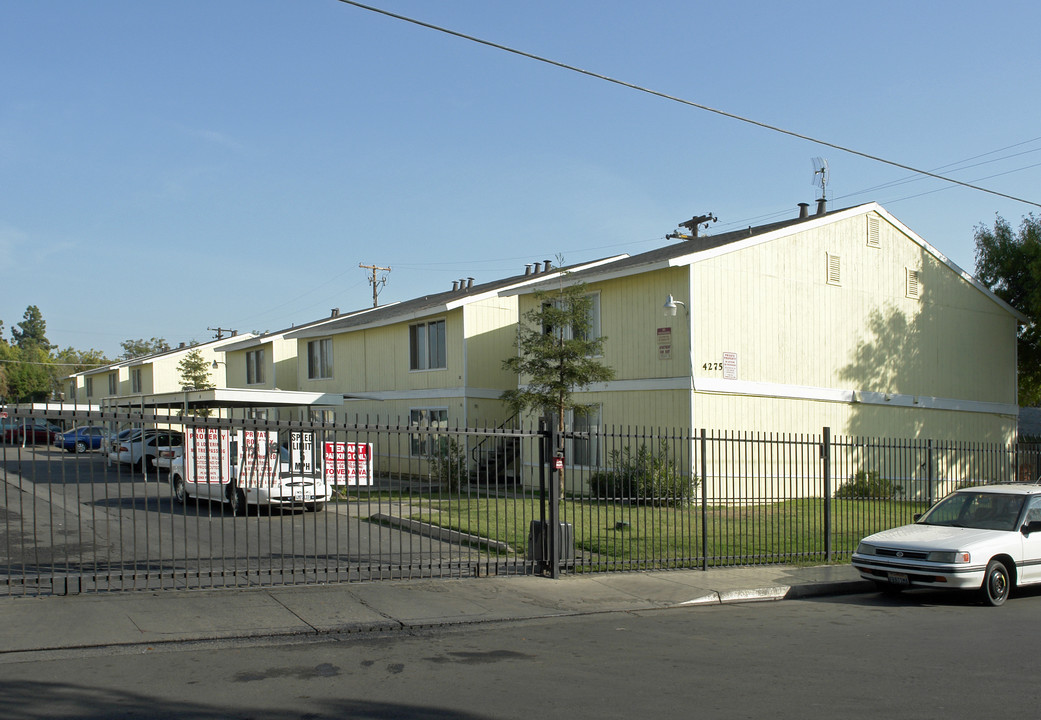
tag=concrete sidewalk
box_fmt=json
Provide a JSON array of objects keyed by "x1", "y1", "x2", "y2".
[{"x1": 0, "y1": 565, "x2": 871, "y2": 657}]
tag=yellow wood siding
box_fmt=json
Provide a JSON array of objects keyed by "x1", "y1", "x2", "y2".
[{"x1": 463, "y1": 297, "x2": 519, "y2": 390}]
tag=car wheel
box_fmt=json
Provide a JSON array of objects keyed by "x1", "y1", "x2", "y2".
[
  {"x1": 173, "y1": 477, "x2": 188, "y2": 505},
  {"x1": 75, "y1": 441, "x2": 88, "y2": 454},
  {"x1": 982, "y1": 559, "x2": 1012, "y2": 606},
  {"x1": 227, "y1": 486, "x2": 247, "y2": 516}
]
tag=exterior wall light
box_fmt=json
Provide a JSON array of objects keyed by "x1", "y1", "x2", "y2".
[{"x1": 663, "y1": 294, "x2": 688, "y2": 317}]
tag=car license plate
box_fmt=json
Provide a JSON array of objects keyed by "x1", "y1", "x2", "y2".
[{"x1": 888, "y1": 572, "x2": 910, "y2": 586}]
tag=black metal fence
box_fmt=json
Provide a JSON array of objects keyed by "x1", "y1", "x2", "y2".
[{"x1": 2, "y1": 407, "x2": 1038, "y2": 596}]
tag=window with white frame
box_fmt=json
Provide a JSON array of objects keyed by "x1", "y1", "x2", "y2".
[
  {"x1": 409, "y1": 407, "x2": 448, "y2": 457},
  {"x1": 86, "y1": 377, "x2": 93, "y2": 398},
  {"x1": 307, "y1": 338, "x2": 333, "y2": 379},
  {"x1": 131, "y1": 368, "x2": 142, "y2": 393},
  {"x1": 409, "y1": 319, "x2": 446, "y2": 371},
  {"x1": 246, "y1": 348, "x2": 266, "y2": 385},
  {"x1": 542, "y1": 293, "x2": 602, "y2": 344},
  {"x1": 68, "y1": 382, "x2": 76, "y2": 399},
  {"x1": 568, "y1": 405, "x2": 602, "y2": 467},
  {"x1": 108, "y1": 373, "x2": 117, "y2": 395}
]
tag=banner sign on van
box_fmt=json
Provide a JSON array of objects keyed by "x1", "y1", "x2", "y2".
[
  {"x1": 185, "y1": 427, "x2": 230, "y2": 484},
  {"x1": 323, "y1": 441, "x2": 373, "y2": 486},
  {"x1": 237, "y1": 430, "x2": 279, "y2": 488}
]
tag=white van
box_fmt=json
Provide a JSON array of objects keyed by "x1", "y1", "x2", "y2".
[{"x1": 169, "y1": 428, "x2": 330, "y2": 515}]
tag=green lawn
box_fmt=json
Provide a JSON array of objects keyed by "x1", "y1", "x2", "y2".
[{"x1": 394, "y1": 494, "x2": 930, "y2": 568}]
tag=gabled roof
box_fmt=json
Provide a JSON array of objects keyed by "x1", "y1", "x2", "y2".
[
  {"x1": 284, "y1": 255, "x2": 625, "y2": 339},
  {"x1": 217, "y1": 309, "x2": 380, "y2": 353},
  {"x1": 76, "y1": 333, "x2": 257, "y2": 379},
  {"x1": 506, "y1": 202, "x2": 1027, "y2": 323}
]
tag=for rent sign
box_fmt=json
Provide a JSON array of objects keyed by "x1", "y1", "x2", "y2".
[
  {"x1": 323, "y1": 441, "x2": 373, "y2": 486},
  {"x1": 184, "y1": 427, "x2": 230, "y2": 484}
]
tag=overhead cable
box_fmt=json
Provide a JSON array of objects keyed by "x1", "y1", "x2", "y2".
[{"x1": 334, "y1": 0, "x2": 1041, "y2": 210}]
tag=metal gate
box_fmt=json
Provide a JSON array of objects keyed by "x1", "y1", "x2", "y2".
[{"x1": 1, "y1": 409, "x2": 548, "y2": 596}]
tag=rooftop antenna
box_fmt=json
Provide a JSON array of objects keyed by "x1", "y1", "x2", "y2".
[{"x1": 811, "y1": 157, "x2": 829, "y2": 201}]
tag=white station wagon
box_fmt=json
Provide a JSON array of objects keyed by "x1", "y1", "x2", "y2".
[{"x1": 852, "y1": 484, "x2": 1041, "y2": 606}]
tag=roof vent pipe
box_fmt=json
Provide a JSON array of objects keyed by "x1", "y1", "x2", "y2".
[
  {"x1": 816, "y1": 198, "x2": 827, "y2": 216},
  {"x1": 524, "y1": 264, "x2": 532, "y2": 275},
  {"x1": 330, "y1": 308, "x2": 340, "y2": 317},
  {"x1": 532, "y1": 262, "x2": 541, "y2": 274},
  {"x1": 466, "y1": 277, "x2": 474, "y2": 290},
  {"x1": 544, "y1": 259, "x2": 553, "y2": 272},
  {"x1": 798, "y1": 202, "x2": 810, "y2": 219},
  {"x1": 452, "y1": 281, "x2": 459, "y2": 291}
]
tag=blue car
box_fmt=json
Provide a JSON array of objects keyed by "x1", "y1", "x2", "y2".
[{"x1": 56, "y1": 426, "x2": 109, "y2": 453}]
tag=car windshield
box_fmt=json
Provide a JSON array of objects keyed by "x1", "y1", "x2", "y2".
[{"x1": 920, "y1": 491, "x2": 1026, "y2": 531}]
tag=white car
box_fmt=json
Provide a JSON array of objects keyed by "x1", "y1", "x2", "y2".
[
  {"x1": 108, "y1": 430, "x2": 183, "y2": 472},
  {"x1": 169, "y1": 445, "x2": 329, "y2": 515},
  {"x1": 852, "y1": 484, "x2": 1041, "y2": 606}
]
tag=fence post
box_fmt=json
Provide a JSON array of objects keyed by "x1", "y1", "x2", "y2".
[
  {"x1": 822, "y1": 427, "x2": 832, "y2": 563},
  {"x1": 927, "y1": 439, "x2": 934, "y2": 505},
  {"x1": 536, "y1": 418, "x2": 548, "y2": 575},
  {"x1": 700, "y1": 429, "x2": 708, "y2": 572},
  {"x1": 548, "y1": 423, "x2": 561, "y2": 580}
]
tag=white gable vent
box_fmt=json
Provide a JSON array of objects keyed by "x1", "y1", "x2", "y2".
[
  {"x1": 906, "y1": 268, "x2": 921, "y2": 299},
  {"x1": 827, "y1": 253, "x2": 841, "y2": 286},
  {"x1": 867, "y1": 216, "x2": 881, "y2": 249}
]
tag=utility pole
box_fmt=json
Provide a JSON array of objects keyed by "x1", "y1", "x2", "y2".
[
  {"x1": 207, "y1": 327, "x2": 237, "y2": 340},
  {"x1": 359, "y1": 263, "x2": 391, "y2": 307}
]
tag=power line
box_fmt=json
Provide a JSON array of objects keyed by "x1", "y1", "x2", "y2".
[{"x1": 335, "y1": 0, "x2": 1041, "y2": 210}]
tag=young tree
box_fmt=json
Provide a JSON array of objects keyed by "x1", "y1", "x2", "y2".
[
  {"x1": 501, "y1": 281, "x2": 614, "y2": 492},
  {"x1": 974, "y1": 214, "x2": 1041, "y2": 405},
  {"x1": 177, "y1": 348, "x2": 214, "y2": 391}
]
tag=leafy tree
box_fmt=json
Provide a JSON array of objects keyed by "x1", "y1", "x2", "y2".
[
  {"x1": 974, "y1": 214, "x2": 1041, "y2": 405},
  {"x1": 177, "y1": 348, "x2": 214, "y2": 391},
  {"x1": 52, "y1": 347, "x2": 109, "y2": 373},
  {"x1": 3, "y1": 345, "x2": 53, "y2": 402},
  {"x1": 11, "y1": 305, "x2": 52, "y2": 351},
  {"x1": 501, "y1": 281, "x2": 614, "y2": 492},
  {"x1": 51, "y1": 347, "x2": 109, "y2": 399},
  {"x1": 120, "y1": 337, "x2": 170, "y2": 360}
]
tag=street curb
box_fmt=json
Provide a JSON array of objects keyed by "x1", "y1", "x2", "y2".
[
  {"x1": 370, "y1": 513, "x2": 514, "y2": 554},
  {"x1": 783, "y1": 580, "x2": 875, "y2": 599}
]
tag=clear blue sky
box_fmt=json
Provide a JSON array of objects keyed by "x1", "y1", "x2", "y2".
[{"x1": 3, "y1": 1, "x2": 1039, "y2": 358}]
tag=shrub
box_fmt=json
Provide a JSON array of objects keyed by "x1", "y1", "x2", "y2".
[
  {"x1": 588, "y1": 441, "x2": 696, "y2": 504},
  {"x1": 835, "y1": 470, "x2": 903, "y2": 499},
  {"x1": 429, "y1": 436, "x2": 468, "y2": 492}
]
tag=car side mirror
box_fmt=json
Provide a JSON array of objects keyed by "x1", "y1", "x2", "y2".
[
  {"x1": 1021, "y1": 520, "x2": 1041, "y2": 536},
  {"x1": 913, "y1": 513, "x2": 923, "y2": 522}
]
